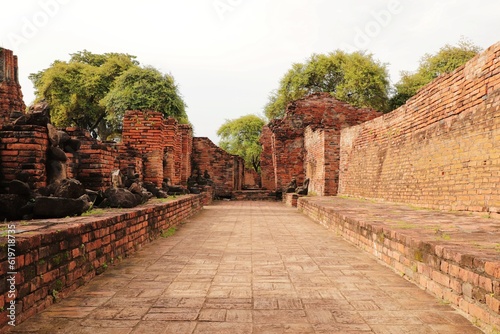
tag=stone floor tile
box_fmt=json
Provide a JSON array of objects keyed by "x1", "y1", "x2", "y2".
[
  {"x1": 252, "y1": 323, "x2": 315, "y2": 333},
  {"x1": 40, "y1": 306, "x2": 97, "y2": 318},
  {"x1": 253, "y1": 310, "x2": 309, "y2": 324},
  {"x1": 277, "y1": 298, "x2": 303, "y2": 310},
  {"x1": 226, "y1": 309, "x2": 252, "y2": 323},
  {"x1": 78, "y1": 319, "x2": 139, "y2": 328},
  {"x1": 198, "y1": 309, "x2": 227, "y2": 322},
  {"x1": 192, "y1": 322, "x2": 252, "y2": 334},
  {"x1": 129, "y1": 321, "x2": 196, "y2": 334}
]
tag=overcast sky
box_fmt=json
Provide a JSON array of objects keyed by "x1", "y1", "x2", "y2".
[{"x1": 1, "y1": 0, "x2": 499, "y2": 144}]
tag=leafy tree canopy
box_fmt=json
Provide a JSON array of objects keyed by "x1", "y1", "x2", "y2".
[
  {"x1": 101, "y1": 66, "x2": 188, "y2": 133},
  {"x1": 29, "y1": 50, "x2": 187, "y2": 140},
  {"x1": 264, "y1": 50, "x2": 390, "y2": 119},
  {"x1": 217, "y1": 114, "x2": 266, "y2": 173},
  {"x1": 390, "y1": 39, "x2": 482, "y2": 110}
]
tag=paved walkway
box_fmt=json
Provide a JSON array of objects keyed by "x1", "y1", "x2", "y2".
[{"x1": 10, "y1": 201, "x2": 483, "y2": 334}]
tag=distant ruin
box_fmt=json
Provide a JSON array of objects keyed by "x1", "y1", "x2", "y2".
[
  {"x1": 261, "y1": 43, "x2": 500, "y2": 215},
  {"x1": 260, "y1": 93, "x2": 381, "y2": 196}
]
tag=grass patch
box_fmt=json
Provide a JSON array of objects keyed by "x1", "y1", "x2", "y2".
[
  {"x1": 414, "y1": 250, "x2": 424, "y2": 262},
  {"x1": 395, "y1": 221, "x2": 418, "y2": 229},
  {"x1": 160, "y1": 227, "x2": 177, "y2": 238},
  {"x1": 154, "y1": 196, "x2": 180, "y2": 203},
  {"x1": 82, "y1": 208, "x2": 107, "y2": 216},
  {"x1": 436, "y1": 233, "x2": 451, "y2": 241},
  {"x1": 408, "y1": 205, "x2": 432, "y2": 211}
]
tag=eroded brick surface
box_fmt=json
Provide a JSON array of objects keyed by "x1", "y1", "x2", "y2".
[
  {"x1": 339, "y1": 42, "x2": 500, "y2": 213},
  {"x1": 192, "y1": 137, "x2": 244, "y2": 197}
]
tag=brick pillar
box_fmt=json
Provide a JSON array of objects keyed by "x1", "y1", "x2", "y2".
[
  {"x1": 178, "y1": 124, "x2": 193, "y2": 185},
  {"x1": 121, "y1": 110, "x2": 167, "y2": 186},
  {"x1": 0, "y1": 48, "x2": 25, "y2": 125}
]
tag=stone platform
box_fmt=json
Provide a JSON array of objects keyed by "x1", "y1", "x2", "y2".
[{"x1": 298, "y1": 196, "x2": 500, "y2": 331}]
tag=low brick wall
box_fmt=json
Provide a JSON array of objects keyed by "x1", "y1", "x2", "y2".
[
  {"x1": 283, "y1": 193, "x2": 300, "y2": 207},
  {"x1": 0, "y1": 194, "x2": 208, "y2": 331},
  {"x1": 232, "y1": 190, "x2": 278, "y2": 201},
  {"x1": 298, "y1": 196, "x2": 500, "y2": 330}
]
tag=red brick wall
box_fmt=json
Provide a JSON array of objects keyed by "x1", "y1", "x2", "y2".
[
  {"x1": 339, "y1": 42, "x2": 500, "y2": 213},
  {"x1": 65, "y1": 128, "x2": 118, "y2": 191},
  {"x1": 0, "y1": 195, "x2": 206, "y2": 330},
  {"x1": 192, "y1": 137, "x2": 244, "y2": 196},
  {"x1": 243, "y1": 168, "x2": 260, "y2": 188},
  {"x1": 0, "y1": 125, "x2": 48, "y2": 188},
  {"x1": 120, "y1": 111, "x2": 168, "y2": 187},
  {"x1": 0, "y1": 48, "x2": 25, "y2": 125},
  {"x1": 120, "y1": 111, "x2": 193, "y2": 187},
  {"x1": 178, "y1": 124, "x2": 193, "y2": 184},
  {"x1": 304, "y1": 126, "x2": 339, "y2": 196},
  {"x1": 259, "y1": 126, "x2": 275, "y2": 190},
  {"x1": 260, "y1": 93, "x2": 381, "y2": 193}
]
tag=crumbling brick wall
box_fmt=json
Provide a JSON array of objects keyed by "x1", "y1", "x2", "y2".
[
  {"x1": 244, "y1": 168, "x2": 261, "y2": 188},
  {"x1": 259, "y1": 126, "x2": 275, "y2": 190},
  {"x1": 178, "y1": 124, "x2": 193, "y2": 184},
  {"x1": 192, "y1": 137, "x2": 244, "y2": 196},
  {"x1": 304, "y1": 126, "x2": 339, "y2": 196},
  {"x1": 0, "y1": 125, "x2": 48, "y2": 188},
  {"x1": 260, "y1": 93, "x2": 381, "y2": 194},
  {"x1": 0, "y1": 48, "x2": 25, "y2": 125},
  {"x1": 120, "y1": 110, "x2": 167, "y2": 186},
  {"x1": 339, "y1": 42, "x2": 500, "y2": 213},
  {"x1": 119, "y1": 111, "x2": 193, "y2": 187},
  {"x1": 65, "y1": 128, "x2": 118, "y2": 191}
]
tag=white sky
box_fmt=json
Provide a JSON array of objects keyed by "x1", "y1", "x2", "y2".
[{"x1": 1, "y1": 0, "x2": 499, "y2": 144}]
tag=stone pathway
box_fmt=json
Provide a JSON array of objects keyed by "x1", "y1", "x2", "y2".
[{"x1": 9, "y1": 201, "x2": 483, "y2": 334}]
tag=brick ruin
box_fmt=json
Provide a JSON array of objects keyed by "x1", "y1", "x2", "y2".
[
  {"x1": 261, "y1": 42, "x2": 500, "y2": 214},
  {"x1": 339, "y1": 42, "x2": 500, "y2": 213},
  {"x1": 0, "y1": 49, "x2": 244, "y2": 200},
  {"x1": 192, "y1": 137, "x2": 244, "y2": 197},
  {"x1": 1, "y1": 41, "x2": 500, "y2": 332},
  {"x1": 0, "y1": 48, "x2": 25, "y2": 124},
  {"x1": 1, "y1": 43, "x2": 499, "y2": 210},
  {"x1": 260, "y1": 93, "x2": 381, "y2": 196}
]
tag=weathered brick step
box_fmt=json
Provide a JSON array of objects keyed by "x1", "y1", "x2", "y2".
[
  {"x1": 231, "y1": 190, "x2": 279, "y2": 201},
  {"x1": 298, "y1": 196, "x2": 500, "y2": 330}
]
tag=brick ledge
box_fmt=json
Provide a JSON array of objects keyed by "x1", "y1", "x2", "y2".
[{"x1": 298, "y1": 196, "x2": 500, "y2": 331}]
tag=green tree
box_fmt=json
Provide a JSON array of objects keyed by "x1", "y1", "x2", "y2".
[
  {"x1": 390, "y1": 39, "x2": 482, "y2": 110},
  {"x1": 29, "y1": 50, "x2": 187, "y2": 139},
  {"x1": 217, "y1": 114, "x2": 266, "y2": 173},
  {"x1": 29, "y1": 51, "x2": 137, "y2": 139},
  {"x1": 265, "y1": 51, "x2": 390, "y2": 119},
  {"x1": 101, "y1": 66, "x2": 188, "y2": 133}
]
